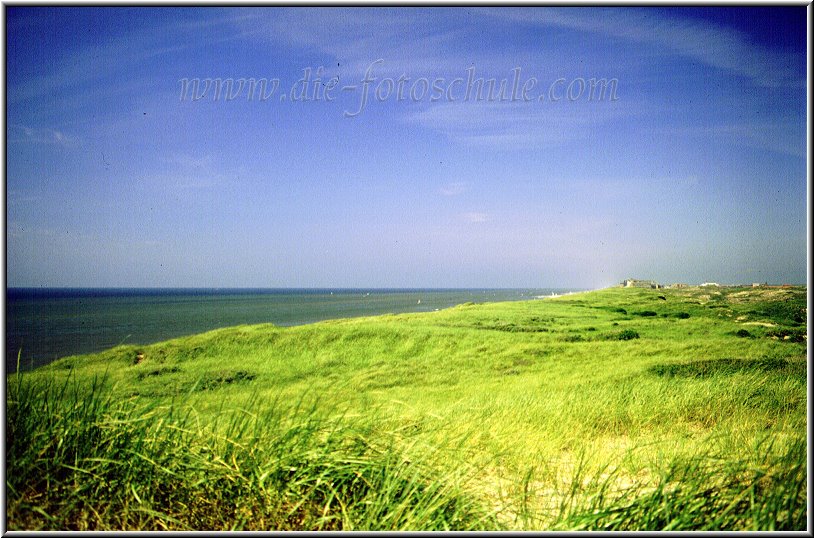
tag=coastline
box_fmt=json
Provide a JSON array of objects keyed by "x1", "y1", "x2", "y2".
[{"x1": 6, "y1": 287, "x2": 585, "y2": 372}]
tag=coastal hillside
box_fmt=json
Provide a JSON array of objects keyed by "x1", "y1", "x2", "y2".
[{"x1": 7, "y1": 285, "x2": 807, "y2": 530}]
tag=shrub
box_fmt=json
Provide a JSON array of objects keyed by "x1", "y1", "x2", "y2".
[
  {"x1": 766, "y1": 329, "x2": 806, "y2": 343},
  {"x1": 735, "y1": 329, "x2": 752, "y2": 338},
  {"x1": 617, "y1": 330, "x2": 640, "y2": 340},
  {"x1": 675, "y1": 312, "x2": 691, "y2": 319},
  {"x1": 647, "y1": 357, "x2": 804, "y2": 380},
  {"x1": 635, "y1": 311, "x2": 658, "y2": 317}
]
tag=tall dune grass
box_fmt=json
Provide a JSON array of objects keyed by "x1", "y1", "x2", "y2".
[
  {"x1": 6, "y1": 369, "x2": 497, "y2": 530},
  {"x1": 6, "y1": 285, "x2": 807, "y2": 530}
]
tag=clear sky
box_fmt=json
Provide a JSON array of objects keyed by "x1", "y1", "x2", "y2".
[{"x1": 5, "y1": 7, "x2": 808, "y2": 288}]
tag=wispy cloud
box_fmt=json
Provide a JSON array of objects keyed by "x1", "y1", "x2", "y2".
[
  {"x1": 230, "y1": 8, "x2": 497, "y2": 80},
  {"x1": 564, "y1": 174, "x2": 703, "y2": 201},
  {"x1": 648, "y1": 121, "x2": 806, "y2": 158},
  {"x1": 409, "y1": 99, "x2": 633, "y2": 149},
  {"x1": 481, "y1": 8, "x2": 804, "y2": 89},
  {"x1": 462, "y1": 211, "x2": 489, "y2": 223},
  {"x1": 8, "y1": 124, "x2": 79, "y2": 147},
  {"x1": 147, "y1": 153, "x2": 228, "y2": 190},
  {"x1": 439, "y1": 181, "x2": 469, "y2": 196},
  {"x1": 234, "y1": 9, "x2": 442, "y2": 57},
  {"x1": 6, "y1": 9, "x2": 250, "y2": 108}
]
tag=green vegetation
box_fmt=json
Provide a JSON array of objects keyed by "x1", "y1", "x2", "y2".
[
  {"x1": 7, "y1": 285, "x2": 807, "y2": 530},
  {"x1": 615, "y1": 329, "x2": 641, "y2": 340}
]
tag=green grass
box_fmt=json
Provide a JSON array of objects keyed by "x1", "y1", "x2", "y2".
[
  {"x1": 6, "y1": 285, "x2": 808, "y2": 530},
  {"x1": 7, "y1": 371, "x2": 495, "y2": 530}
]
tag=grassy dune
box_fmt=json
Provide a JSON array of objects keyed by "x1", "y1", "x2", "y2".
[{"x1": 6, "y1": 285, "x2": 807, "y2": 530}]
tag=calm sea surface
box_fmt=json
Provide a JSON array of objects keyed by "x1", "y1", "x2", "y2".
[{"x1": 5, "y1": 288, "x2": 580, "y2": 372}]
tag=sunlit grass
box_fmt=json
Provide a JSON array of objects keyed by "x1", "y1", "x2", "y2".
[{"x1": 7, "y1": 285, "x2": 807, "y2": 529}]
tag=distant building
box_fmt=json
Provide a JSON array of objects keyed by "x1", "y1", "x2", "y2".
[
  {"x1": 668, "y1": 283, "x2": 688, "y2": 289},
  {"x1": 699, "y1": 282, "x2": 720, "y2": 287},
  {"x1": 622, "y1": 278, "x2": 660, "y2": 289}
]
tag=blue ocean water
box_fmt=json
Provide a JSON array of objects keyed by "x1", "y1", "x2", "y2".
[{"x1": 5, "y1": 288, "x2": 580, "y2": 372}]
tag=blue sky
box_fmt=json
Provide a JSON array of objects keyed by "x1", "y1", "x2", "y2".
[{"x1": 5, "y1": 7, "x2": 807, "y2": 288}]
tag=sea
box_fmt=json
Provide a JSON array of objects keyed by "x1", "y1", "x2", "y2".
[{"x1": 5, "y1": 288, "x2": 582, "y2": 372}]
